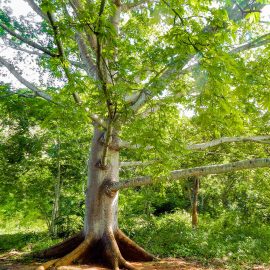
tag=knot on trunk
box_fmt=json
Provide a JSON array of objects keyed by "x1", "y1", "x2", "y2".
[
  {"x1": 101, "y1": 179, "x2": 117, "y2": 197},
  {"x1": 98, "y1": 132, "x2": 120, "y2": 152},
  {"x1": 95, "y1": 160, "x2": 110, "y2": 170}
]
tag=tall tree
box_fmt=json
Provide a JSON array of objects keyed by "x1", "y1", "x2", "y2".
[{"x1": 0, "y1": 0, "x2": 270, "y2": 269}]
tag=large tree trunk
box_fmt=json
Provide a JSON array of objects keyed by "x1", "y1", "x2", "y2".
[
  {"x1": 84, "y1": 126, "x2": 119, "y2": 238},
  {"x1": 36, "y1": 126, "x2": 154, "y2": 270}
]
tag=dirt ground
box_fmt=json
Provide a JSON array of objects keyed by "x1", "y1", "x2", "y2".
[
  {"x1": 0, "y1": 251, "x2": 269, "y2": 270},
  {"x1": 0, "y1": 258, "x2": 220, "y2": 270}
]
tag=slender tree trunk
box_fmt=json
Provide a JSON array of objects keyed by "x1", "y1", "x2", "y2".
[
  {"x1": 51, "y1": 139, "x2": 62, "y2": 237},
  {"x1": 191, "y1": 176, "x2": 199, "y2": 228}
]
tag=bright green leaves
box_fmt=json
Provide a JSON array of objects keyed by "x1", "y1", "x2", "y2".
[
  {"x1": 0, "y1": 10, "x2": 11, "y2": 36},
  {"x1": 245, "y1": 12, "x2": 261, "y2": 23}
]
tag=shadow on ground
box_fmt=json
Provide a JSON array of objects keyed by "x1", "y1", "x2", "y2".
[{"x1": 0, "y1": 232, "x2": 47, "y2": 253}]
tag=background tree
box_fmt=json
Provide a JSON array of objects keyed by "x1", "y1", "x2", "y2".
[{"x1": 0, "y1": 0, "x2": 270, "y2": 269}]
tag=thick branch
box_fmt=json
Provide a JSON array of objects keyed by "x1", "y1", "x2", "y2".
[
  {"x1": 24, "y1": 0, "x2": 49, "y2": 21},
  {"x1": 4, "y1": 39, "x2": 86, "y2": 70},
  {"x1": 179, "y1": 33, "x2": 270, "y2": 77},
  {"x1": 187, "y1": 135, "x2": 270, "y2": 150},
  {"x1": 122, "y1": 0, "x2": 151, "y2": 11},
  {"x1": 111, "y1": 0, "x2": 121, "y2": 34},
  {"x1": 90, "y1": 114, "x2": 107, "y2": 129},
  {"x1": 111, "y1": 158, "x2": 270, "y2": 191},
  {"x1": 0, "y1": 22, "x2": 57, "y2": 57},
  {"x1": 128, "y1": 12, "x2": 269, "y2": 111},
  {"x1": 69, "y1": 0, "x2": 97, "y2": 52},
  {"x1": 75, "y1": 33, "x2": 97, "y2": 78},
  {"x1": 120, "y1": 134, "x2": 270, "y2": 151},
  {"x1": 47, "y1": 12, "x2": 65, "y2": 59},
  {"x1": 0, "y1": 56, "x2": 54, "y2": 102},
  {"x1": 128, "y1": 48, "x2": 199, "y2": 112},
  {"x1": 0, "y1": 90, "x2": 35, "y2": 99},
  {"x1": 230, "y1": 32, "x2": 270, "y2": 54}
]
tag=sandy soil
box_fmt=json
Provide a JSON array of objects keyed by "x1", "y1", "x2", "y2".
[
  {"x1": 0, "y1": 258, "x2": 220, "y2": 270},
  {"x1": 0, "y1": 251, "x2": 217, "y2": 270}
]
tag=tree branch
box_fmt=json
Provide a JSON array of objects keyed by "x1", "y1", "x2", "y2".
[
  {"x1": 127, "y1": 2, "x2": 268, "y2": 112},
  {"x1": 3, "y1": 38, "x2": 86, "y2": 70},
  {"x1": 75, "y1": 33, "x2": 97, "y2": 79},
  {"x1": 187, "y1": 135, "x2": 270, "y2": 150},
  {"x1": 23, "y1": 0, "x2": 49, "y2": 21},
  {"x1": 0, "y1": 56, "x2": 106, "y2": 128},
  {"x1": 230, "y1": 32, "x2": 270, "y2": 54},
  {"x1": 110, "y1": 158, "x2": 270, "y2": 191},
  {"x1": 122, "y1": 0, "x2": 152, "y2": 11},
  {"x1": 47, "y1": 12, "x2": 65, "y2": 59},
  {"x1": 90, "y1": 114, "x2": 107, "y2": 129},
  {"x1": 68, "y1": 0, "x2": 97, "y2": 52},
  {"x1": 0, "y1": 90, "x2": 35, "y2": 99},
  {"x1": 0, "y1": 56, "x2": 54, "y2": 103},
  {"x1": 120, "y1": 134, "x2": 270, "y2": 151},
  {"x1": 111, "y1": 0, "x2": 121, "y2": 34},
  {"x1": 0, "y1": 22, "x2": 57, "y2": 57}
]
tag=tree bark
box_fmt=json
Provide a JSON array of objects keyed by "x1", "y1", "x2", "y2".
[
  {"x1": 110, "y1": 158, "x2": 270, "y2": 191},
  {"x1": 37, "y1": 126, "x2": 154, "y2": 270},
  {"x1": 50, "y1": 138, "x2": 62, "y2": 237},
  {"x1": 84, "y1": 126, "x2": 119, "y2": 238},
  {"x1": 191, "y1": 177, "x2": 199, "y2": 228}
]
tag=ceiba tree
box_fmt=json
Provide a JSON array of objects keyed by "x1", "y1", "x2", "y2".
[{"x1": 1, "y1": 0, "x2": 270, "y2": 269}]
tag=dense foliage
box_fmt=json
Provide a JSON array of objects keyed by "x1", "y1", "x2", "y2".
[{"x1": 0, "y1": 0, "x2": 270, "y2": 269}]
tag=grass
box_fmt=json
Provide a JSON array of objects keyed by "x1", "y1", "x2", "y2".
[
  {"x1": 119, "y1": 210, "x2": 270, "y2": 270},
  {"x1": 0, "y1": 211, "x2": 270, "y2": 269}
]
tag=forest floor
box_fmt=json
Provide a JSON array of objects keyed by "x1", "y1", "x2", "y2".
[
  {"x1": 0, "y1": 251, "x2": 219, "y2": 270},
  {"x1": 0, "y1": 251, "x2": 269, "y2": 270}
]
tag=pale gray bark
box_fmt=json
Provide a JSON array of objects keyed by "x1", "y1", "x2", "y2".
[
  {"x1": 127, "y1": 6, "x2": 269, "y2": 112},
  {"x1": 84, "y1": 127, "x2": 120, "y2": 238},
  {"x1": 230, "y1": 33, "x2": 270, "y2": 54},
  {"x1": 111, "y1": 1, "x2": 121, "y2": 34},
  {"x1": 187, "y1": 135, "x2": 270, "y2": 150},
  {"x1": 120, "y1": 135, "x2": 270, "y2": 151},
  {"x1": 89, "y1": 114, "x2": 107, "y2": 129},
  {"x1": 0, "y1": 22, "x2": 56, "y2": 57},
  {"x1": 4, "y1": 41, "x2": 86, "y2": 70},
  {"x1": 75, "y1": 33, "x2": 97, "y2": 79},
  {"x1": 24, "y1": 0, "x2": 49, "y2": 21},
  {"x1": 110, "y1": 158, "x2": 270, "y2": 191},
  {"x1": 122, "y1": 0, "x2": 152, "y2": 11},
  {"x1": 0, "y1": 56, "x2": 54, "y2": 102}
]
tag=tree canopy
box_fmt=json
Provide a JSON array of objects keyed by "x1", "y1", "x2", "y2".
[{"x1": 0, "y1": 0, "x2": 270, "y2": 269}]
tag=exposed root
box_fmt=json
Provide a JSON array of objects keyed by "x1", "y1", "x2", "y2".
[
  {"x1": 102, "y1": 230, "x2": 136, "y2": 270},
  {"x1": 37, "y1": 236, "x2": 93, "y2": 270},
  {"x1": 36, "y1": 229, "x2": 155, "y2": 270},
  {"x1": 116, "y1": 229, "x2": 156, "y2": 261},
  {"x1": 119, "y1": 257, "x2": 137, "y2": 270},
  {"x1": 34, "y1": 231, "x2": 84, "y2": 259},
  {"x1": 36, "y1": 259, "x2": 58, "y2": 270}
]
